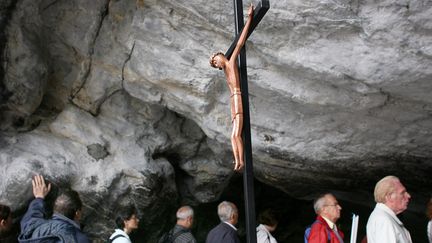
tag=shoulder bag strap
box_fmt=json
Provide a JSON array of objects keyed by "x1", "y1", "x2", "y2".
[{"x1": 110, "y1": 234, "x2": 126, "y2": 243}]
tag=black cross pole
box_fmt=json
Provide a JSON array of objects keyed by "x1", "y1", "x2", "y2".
[
  {"x1": 225, "y1": 0, "x2": 269, "y2": 59},
  {"x1": 228, "y1": 1, "x2": 269, "y2": 243}
]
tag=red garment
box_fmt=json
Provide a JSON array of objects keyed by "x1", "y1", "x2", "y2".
[{"x1": 307, "y1": 215, "x2": 345, "y2": 243}]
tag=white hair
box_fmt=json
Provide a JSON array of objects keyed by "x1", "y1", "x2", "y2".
[
  {"x1": 218, "y1": 201, "x2": 237, "y2": 222},
  {"x1": 313, "y1": 193, "x2": 332, "y2": 214},
  {"x1": 176, "y1": 206, "x2": 194, "y2": 220},
  {"x1": 374, "y1": 175, "x2": 400, "y2": 203}
]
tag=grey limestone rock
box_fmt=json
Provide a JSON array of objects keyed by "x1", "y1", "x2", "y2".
[{"x1": 0, "y1": 0, "x2": 431, "y2": 241}]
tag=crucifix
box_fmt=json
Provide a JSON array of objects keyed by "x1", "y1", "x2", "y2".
[{"x1": 210, "y1": 0, "x2": 269, "y2": 242}]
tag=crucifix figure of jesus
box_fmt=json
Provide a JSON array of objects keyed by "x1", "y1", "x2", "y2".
[
  {"x1": 209, "y1": 1, "x2": 269, "y2": 242},
  {"x1": 210, "y1": 4, "x2": 254, "y2": 171}
]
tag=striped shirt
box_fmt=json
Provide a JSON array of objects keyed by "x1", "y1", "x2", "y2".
[{"x1": 171, "y1": 225, "x2": 196, "y2": 243}]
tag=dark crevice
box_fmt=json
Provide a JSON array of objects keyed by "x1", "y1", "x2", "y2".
[
  {"x1": 192, "y1": 135, "x2": 207, "y2": 158},
  {"x1": 152, "y1": 152, "x2": 181, "y2": 164},
  {"x1": 121, "y1": 41, "x2": 136, "y2": 89},
  {"x1": 91, "y1": 88, "x2": 122, "y2": 116},
  {"x1": 86, "y1": 40, "x2": 137, "y2": 116},
  {"x1": 0, "y1": 0, "x2": 18, "y2": 106},
  {"x1": 152, "y1": 108, "x2": 169, "y2": 129},
  {"x1": 70, "y1": 0, "x2": 111, "y2": 100},
  {"x1": 69, "y1": 54, "x2": 90, "y2": 101},
  {"x1": 41, "y1": 0, "x2": 60, "y2": 11}
]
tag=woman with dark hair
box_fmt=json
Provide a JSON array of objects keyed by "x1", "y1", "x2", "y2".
[
  {"x1": 108, "y1": 205, "x2": 139, "y2": 243},
  {"x1": 427, "y1": 198, "x2": 432, "y2": 243},
  {"x1": 0, "y1": 203, "x2": 17, "y2": 243},
  {"x1": 256, "y1": 209, "x2": 278, "y2": 243}
]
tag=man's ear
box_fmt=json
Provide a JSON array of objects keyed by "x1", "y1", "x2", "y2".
[
  {"x1": 230, "y1": 213, "x2": 236, "y2": 221},
  {"x1": 74, "y1": 210, "x2": 82, "y2": 221},
  {"x1": 385, "y1": 193, "x2": 393, "y2": 202},
  {"x1": 0, "y1": 219, "x2": 6, "y2": 227}
]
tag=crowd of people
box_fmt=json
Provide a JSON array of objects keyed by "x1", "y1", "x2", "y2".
[{"x1": 0, "y1": 175, "x2": 430, "y2": 243}]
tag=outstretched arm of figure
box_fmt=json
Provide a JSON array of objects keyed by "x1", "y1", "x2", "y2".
[{"x1": 231, "y1": 4, "x2": 254, "y2": 60}]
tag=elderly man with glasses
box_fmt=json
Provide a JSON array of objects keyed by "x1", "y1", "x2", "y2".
[{"x1": 306, "y1": 193, "x2": 344, "y2": 243}]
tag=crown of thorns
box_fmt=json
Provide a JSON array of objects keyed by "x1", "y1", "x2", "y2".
[{"x1": 209, "y1": 51, "x2": 225, "y2": 68}]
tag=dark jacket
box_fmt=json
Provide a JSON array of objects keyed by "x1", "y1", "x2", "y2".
[
  {"x1": 206, "y1": 222, "x2": 240, "y2": 243},
  {"x1": 0, "y1": 233, "x2": 19, "y2": 243},
  {"x1": 18, "y1": 198, "x2": 90, "y2": 243},
  {"x1": 0, "y1": 222, "x2": 19, "y2": 243}
]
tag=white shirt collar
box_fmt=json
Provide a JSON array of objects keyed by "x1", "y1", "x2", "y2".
[
  {"x1": 376, "y1": 203, "x2": 404, "y2": 225},
  {"x1": 321, "y1": 216, "x2": 336, "y2": 230},
  {"x1": 223, "y1": 221, "x2": 238, "y2": 231}
]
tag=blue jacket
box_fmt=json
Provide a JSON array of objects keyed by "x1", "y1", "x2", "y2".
[{"x1": 18, "y1": 198, "x2": 90, "y2": 243}]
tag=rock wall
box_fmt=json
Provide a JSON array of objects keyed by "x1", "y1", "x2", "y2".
[{"x1": 0, "y1": 0, "x2": 431, "y2": 241}]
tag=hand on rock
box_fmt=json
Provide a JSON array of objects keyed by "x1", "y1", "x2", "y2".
[{"x1": 32, "y1": 174, "x2": 51, "y2": 199}]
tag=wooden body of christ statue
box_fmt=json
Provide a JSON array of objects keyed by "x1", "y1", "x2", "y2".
[{"x1": 209, "y1": 4, "x2": 254, "y2": 171}]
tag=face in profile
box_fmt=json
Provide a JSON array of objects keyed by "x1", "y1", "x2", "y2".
[
  {"x1": 388, "y1": 180, "x2": 411, "y2": 214},
  {"x1": 267, "y1": 223, "x2": 278, "y2": 232},
  {"x1": 322, "y1": 194, "x2": 342, "y2": 222},
  {"x1": 124, "y1": 214, "x2": 139, "y2": 232},
  {"x1": 210, "y1": 53, "x2": 224, "y2": 70}
]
